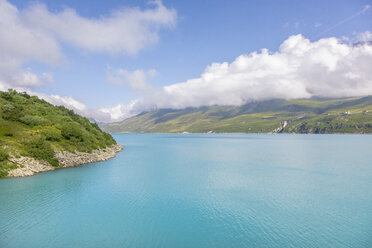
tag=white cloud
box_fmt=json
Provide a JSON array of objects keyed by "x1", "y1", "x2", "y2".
[
  {"x1": 98, "y1": 100, "x2": 143, "y2": 121},
  {"x1": 21, "y1": 0, "x2": 177, "y2": 55},
  {"x1": 2, "y1": 33, "x2": 372, "y2": 123},
  {"x1": 5, "y1": 33, "x2": 372, "y2": 123},
  {"x1": 356, "y1": 31, "x2": 372, "y2": 42},
  {"x1": 107, "y1": 67, "x2": 156, "y2": 92},
  {"x1": 0, "y1": 0, "x2": 176, "y2": 90},
  {"x1": 0, "y1": 0, "x2": 176, "y2": 122},
  {"x1": 102, "y1": 34, "x2": 372, "y2": 122},
  {"x1": 27, "y1": 90, "x2": 115, "y2": 123}
]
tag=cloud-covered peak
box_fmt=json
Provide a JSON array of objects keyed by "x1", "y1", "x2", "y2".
[
  {"x1": 8, "y1": 33, "x2": 371, "y2": 123},
  {"x1": 100, "y1": 34, "x2": 372, "y2": 122}
]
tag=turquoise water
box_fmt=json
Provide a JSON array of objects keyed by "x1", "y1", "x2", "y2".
[{"x1": 1, "y1": 134, "x2": 372, "y2": 248}]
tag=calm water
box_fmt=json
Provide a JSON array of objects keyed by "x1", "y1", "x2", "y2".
[{"x1": 0, "y1": 134, "x2": 372, "y2": 248}]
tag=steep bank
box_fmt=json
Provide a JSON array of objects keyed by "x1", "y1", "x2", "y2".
[{"x1": 8, "y1": 144, "x2": 123, "y2": 177}]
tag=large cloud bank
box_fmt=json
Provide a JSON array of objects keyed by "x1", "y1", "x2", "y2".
[{"x1": 104, "y1": 34, "x2": 372, "y2": 122}]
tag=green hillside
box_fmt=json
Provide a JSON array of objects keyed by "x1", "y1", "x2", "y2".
[
  {"x1": 102, "y1": 96, "x2": 372, "y2": 134},
  {"x1": 0, "y1": 89, "x2": 117, "y2": 177}
]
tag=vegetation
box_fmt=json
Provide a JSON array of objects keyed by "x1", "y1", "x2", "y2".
[
  {"x1": 102, "y1": 96, "x2": 372, "y2": 134},
  {"x1": 0, "y1": 89, "x2": 117, "y2": 177}
]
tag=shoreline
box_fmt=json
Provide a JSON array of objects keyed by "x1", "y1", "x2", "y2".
[
  {"x1": 110, "y1": 132, "x2": 372, "y2": 135},
  {"x1": 7, "y1": 144, "x2": 124, "y2": 178}
]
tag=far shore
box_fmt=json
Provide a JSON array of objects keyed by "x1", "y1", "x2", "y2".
[{"x1": 109, "y1": 132, "x2": 372, "y2": 135}]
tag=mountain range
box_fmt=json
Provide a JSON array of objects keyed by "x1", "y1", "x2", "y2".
[{"x1": 101, "y1": 96, "x2": 372, "y2": 134}]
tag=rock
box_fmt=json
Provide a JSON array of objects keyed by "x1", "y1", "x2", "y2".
[
  {"x1": 8, "y1": 157, "x2": 55, "y2": 177},
  {"x1": 54, "y1": 144, "x2": 123, "y2": 167},
  {"x1": 7, "y1": 144, "x2": 124, "y2": 178},
  {"x1": 272, "y1": 120, "x2": 289, "y2": 133}
]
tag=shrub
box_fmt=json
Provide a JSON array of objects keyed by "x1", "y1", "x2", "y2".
[
  {"x1": 0, "y1": 91, "x2": 13, "y2": 101},
  {"x1": 0, "y1": 165, "x2": 8, "y2": 178},
  {"x1": 19, "y1": 92, "x2": 31, "y2": 99},
  {"x1": 24, "y1": 136, "x2": 59, "y2": 166},
  {"x1": 19, "y1": 115, "x2": 47, "y2": 127},
  {"x1": 1, "y1": 104, "x2": 15, "y2": 112},
  {"x1": 103, "y1": 132, "x2": 116, "y2": 146},
  {"x1": 0, "y1": 148, "x2": 8, "y2": 161},
  {"x1": 3, "y1": 132, "x2": 13, "y2": 137},
  {"x1": 61, "y1": 123, "x2": 83, "y2": 141},
  {"x1": 1, "y1": 104, "x2": 23, "y2": 121},
  {"x1": 0, "y1": 161, "x2": 17, "y2": 178},
  {"x1": 42, "y1": 128, "x2": 62, "y2": 141}
]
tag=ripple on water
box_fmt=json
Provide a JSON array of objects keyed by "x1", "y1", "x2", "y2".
[{"x1": 1, "y1": 134, "x2": 372, "y2": 248}]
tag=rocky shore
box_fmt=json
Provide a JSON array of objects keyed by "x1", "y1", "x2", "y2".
[{"x1": 8, "y1": 144, "x2": 123, "y2": 177}]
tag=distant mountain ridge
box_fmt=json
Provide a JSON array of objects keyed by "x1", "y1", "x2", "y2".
[{"x1": 101, "y1": 96, "x2": 372, "y2": 134}]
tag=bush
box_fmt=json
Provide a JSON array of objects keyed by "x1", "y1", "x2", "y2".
[
  {"x1": 25, "y1": 136, "x2": 59, "y2": 166},
  {"x1": 42, "y1": 128, "x2": 62, "y2": 141},
  {"x1": 19, "y1": 115, "x2": 47, "y2": 127},
  {"x1": 0, "y1": 148, "x2": 8, "y2": 161},
  {"x1": 19, "y1": 92, "x2": 31, "y2": 99},
  {"x1": 1, "y1": 104, "x2": 15, "y2": 112},
  {"x1": 1, "y1": 104, "x2": 23, "y2": 121},
  {"x1": 60, "y1": 123, "x2": 83, "y2": 141},
  {"x1": 0, "y1": 91, "x2": 14, "y2": 101},
  {"x1": 0, "y1": 161, "x2": 17, "y2": 178},
  {"x1": 0, "y1": 164, "x2": 8, "y2": 177},
  {"x1": 103, "y1": 132, "x2": 116, "y2": 146}
]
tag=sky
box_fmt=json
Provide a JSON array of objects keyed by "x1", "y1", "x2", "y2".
[{"x1": 1, "y1": 0, "x2": 372, "y2": 122}]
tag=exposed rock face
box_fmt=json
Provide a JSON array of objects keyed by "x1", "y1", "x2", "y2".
[
  {"x1": 7, "y1": 144, "x2": 123, "y2": 177},
  {"x1": 8, "y1": 157, "x2": 55, "y2": 177},
  {"x1": 55, "y1": 144, "x2": 123, "y2": 167},
  {"x1": 272, "y1": 120, "x2": 289, "y2": 133}
]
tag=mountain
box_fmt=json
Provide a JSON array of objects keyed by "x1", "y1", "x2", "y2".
[
  {"x1": 101, "y1": 96, "x2": 372, "y2": 134},
  {"x1": 0, "y1": 89, "x2": 119, "y2": 177}
]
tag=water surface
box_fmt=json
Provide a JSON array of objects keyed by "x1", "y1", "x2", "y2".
[{"x1": 1, "y1": 134, "x2": 372, "y2": 247}]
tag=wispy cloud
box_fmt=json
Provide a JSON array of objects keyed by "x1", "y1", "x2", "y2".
[
  {"x1": 315, "y1": 4, "x2": 371, "y2": 38},
  {"x1": 282, "y1": 22, "x2": 289, "y2": 28},
  {"x1": 294, "y1": 21, "x2": 300, "y2": 29},
  {"x1": 106, "y1": 67, "x2": 157, "y2": 92}
]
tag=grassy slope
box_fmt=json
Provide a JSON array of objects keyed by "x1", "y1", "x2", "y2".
[
  {"x1": 0, "y1": 90, "x2": 117, "y2": 177},
  {"x1": 102, "y1": 96, "x2": 372, "y2": 134}
]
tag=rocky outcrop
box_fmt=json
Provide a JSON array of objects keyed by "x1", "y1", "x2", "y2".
[
  {"x1": 7, "y1": 144, "x2": 123, "y2": 177},
  {"x1": 272, "y1": 120, "x2": 289, "y2": 133},
  {"x1": 8, "y1": 157, "x2": 55, "y2": 177}
]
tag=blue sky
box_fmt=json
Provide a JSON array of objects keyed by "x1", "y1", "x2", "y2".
[{"x1": 1, "y1": 0, "x2": 372, "y2": 121}]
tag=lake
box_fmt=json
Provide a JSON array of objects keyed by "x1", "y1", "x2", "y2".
[{"x1": 0, "y1": 134, "x2": 371, "y2": 247}]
